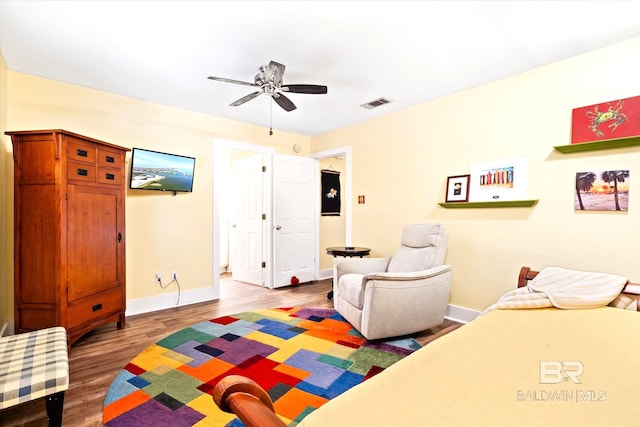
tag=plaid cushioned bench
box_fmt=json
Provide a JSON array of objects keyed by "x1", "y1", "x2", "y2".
[{"x1": 0, "y1": 326, "x2": 69, "y2": 427}]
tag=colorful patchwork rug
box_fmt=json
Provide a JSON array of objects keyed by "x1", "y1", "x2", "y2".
[{"x1": 103, "y1": 307, "x2": 420, "y2": 426}]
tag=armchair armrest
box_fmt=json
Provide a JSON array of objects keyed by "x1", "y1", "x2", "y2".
[
  {"x1": 357, "y1": 264, "x2": 452, "y2": 309},
  {"x1": 333, "y1": 256, "x2": 390, "y2": 284},
  {"x1": 363, "y1": 264, "x2": 452, "y2": 283},
  {"x1": 358, "y1": 265, "x2": 453, "y2": 339},
  {"x1": 334, "y1": 256, "x2": 390, "y2": 275},
  {"x1": 359, "y1": 264, "x2": 451, "y2": 306}
]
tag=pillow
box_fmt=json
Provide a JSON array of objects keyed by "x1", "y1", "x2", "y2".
[
  {"x1": 400, "y1": 223, "x2": 441, "y2": 248},
  {"x1": 387, "y1": 246, "x2": 433, "y2": 273}
]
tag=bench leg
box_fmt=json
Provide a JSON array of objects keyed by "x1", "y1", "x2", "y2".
[{"x1": 45, "y1": 391, "x2": 65, "y2": 427}]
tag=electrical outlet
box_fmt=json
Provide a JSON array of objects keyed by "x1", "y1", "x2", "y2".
[
  {"x1": 171, "y1": 271, "x2": 178, "y2": 280},
  {"x1": 156, "y1": 272, "x2": 162, "y2": 284}
]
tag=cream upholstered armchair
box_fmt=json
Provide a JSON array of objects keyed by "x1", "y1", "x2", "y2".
[{"x1": 333, "y1": 223, "x2": 451, "y2": 340}]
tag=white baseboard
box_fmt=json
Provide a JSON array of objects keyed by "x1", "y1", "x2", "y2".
[
  {"x1": 319, "y1": 268, "x2": 333, "y2": 281},
  {"x1": 0, "y1": 321, "x2": 10, "y2": 337},
  {"x1": 445, "y1": 304, "x2": 480, "y2": 324},
  {"x1": 126, "y1": 286, "x2": 219, "y2": 317}
]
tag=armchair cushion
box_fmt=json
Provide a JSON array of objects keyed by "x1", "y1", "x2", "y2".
[
  {"x1": 387, "y1": 223, "x2": 447, "y2": 273},
  {"x1": 387, "y1": 246, "x2": 433, "y2": 273},
  {"x1": 399, "y1": 222, "x2": 442, "y2": 248}
]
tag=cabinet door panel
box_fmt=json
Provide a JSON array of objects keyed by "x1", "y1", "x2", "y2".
[
  {"x1": 17, "y1": 185, "x2": 58, "y2": 303},
  {"x1": 15, "y1": 135, "x2": 57, "y2": 183},
  {"x1": 67, "y1": 186, "x2": 123, "y2": 302}
]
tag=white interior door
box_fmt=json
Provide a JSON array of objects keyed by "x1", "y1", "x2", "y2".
[
  {"x1": 231, "y1": 154, "x2": 264, "y2": 285},
  {"x1": 272, "y1": 154, "x2": 316, "y2": 288}
]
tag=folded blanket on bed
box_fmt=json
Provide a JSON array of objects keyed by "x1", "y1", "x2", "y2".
[{"x1": 481, "y1": 266, "x2": 628, "y2": 315}]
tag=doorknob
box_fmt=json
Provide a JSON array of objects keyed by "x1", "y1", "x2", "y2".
[
  {"x1": 231, "y1": 224, "x2": 236, "y2": 228},
  {"x1": 275, "y1": 225, "x2": 282, "y2": 230}
]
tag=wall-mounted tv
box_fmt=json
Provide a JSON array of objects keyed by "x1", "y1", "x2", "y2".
[{"x1": 129, "y1": 148, "x2": 195, "y2": 193}]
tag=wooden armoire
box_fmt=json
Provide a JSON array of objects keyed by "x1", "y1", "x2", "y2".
[{"x1": 7, "y1": 129, "x2": 129, "y2": 346}]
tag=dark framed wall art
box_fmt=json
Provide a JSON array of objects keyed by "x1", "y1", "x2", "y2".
[{"x1": 445, "y1": 174, "x2": 470, "y2": 202}]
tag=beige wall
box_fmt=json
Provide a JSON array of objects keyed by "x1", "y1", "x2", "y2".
[
  {"x1": 2, "y1": 36, "x2": 640, "y2": 322},
  {"x1": 313, "y1": 36, "x2": 640, "y2": 311},
  {"x1": 2, "y1": 72, "x2": 309, "y2": 319}
]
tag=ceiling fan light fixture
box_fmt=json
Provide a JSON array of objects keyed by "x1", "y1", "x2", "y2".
[
  {"x1": 360, "y1": 97, "x2": 392, "y2": 110},
  {"x1": 208, "y1": 60, "x2": 327, "y2": 112}
]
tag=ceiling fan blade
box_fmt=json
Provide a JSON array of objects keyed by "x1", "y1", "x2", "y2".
[
  {"x1": 266, "y1": 61, "x2": 286, "y2": 85},
  {"x1": 273, "y1": 93, "x2": 296, "y2": 112},
  {"x1": 230, "y1": 91, "x2": 262, "y2": 107},
  {"x1": 281, "y1": 84, "x2": 328, "y2": 94},
  {"x1": 207, "y1": 76, "x2": 258, "y2": 87}
]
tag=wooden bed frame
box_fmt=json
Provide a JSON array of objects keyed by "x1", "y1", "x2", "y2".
[{"x1": 213, "y1": 266, "x2": 640, "y2": 427}]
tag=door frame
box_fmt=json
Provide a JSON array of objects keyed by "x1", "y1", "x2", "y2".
[
  {"x1": 213, "y1": 139, "x2": 275, "y2": 295},
  {"x1": 311, "y1": 145, "x2": 352, "y2": 279}
]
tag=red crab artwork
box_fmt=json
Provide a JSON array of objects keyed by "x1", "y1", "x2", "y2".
[{"x1": 571, "y1": 95, "x2": 640, "y2": 144}]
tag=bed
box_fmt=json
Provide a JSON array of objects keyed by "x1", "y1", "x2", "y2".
[{"x1": 214, "y1": 266, "x2": 640, "y2": 427}]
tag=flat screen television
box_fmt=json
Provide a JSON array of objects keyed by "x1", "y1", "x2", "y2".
[{"x1": 129, "y1": 148, "x2": 195, "y2": 193}]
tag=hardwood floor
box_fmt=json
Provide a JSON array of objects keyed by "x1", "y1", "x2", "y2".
[{"x1": 1, "y1": 277, "x2": 462, "y2": 426}]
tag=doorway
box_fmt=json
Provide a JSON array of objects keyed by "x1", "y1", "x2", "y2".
[
  {"x1": 213, "y1": 140, "x2": 274, "y2": 297},
  {"x1": 214, "y1": 140, "x2": 331, "y2": 293},
  {"x1": 312, "y1": 146, "x2": 352, "y2": 279}
]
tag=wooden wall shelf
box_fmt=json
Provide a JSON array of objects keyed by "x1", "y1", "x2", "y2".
[
  {"x1": 438, "y1": 200, "x2": 539, "y2": 209},
  {"x1": 554, "y1": 137, "x2": 640, "y2": 153}
]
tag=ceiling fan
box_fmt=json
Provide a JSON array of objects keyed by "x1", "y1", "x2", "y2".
[{"x1": 207, "y1": 60, "x2": 327, "y2": 112}]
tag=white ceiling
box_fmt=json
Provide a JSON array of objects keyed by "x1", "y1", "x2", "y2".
[{"x1": 2, "y1": 1, "x2": 640, "y2": 136}]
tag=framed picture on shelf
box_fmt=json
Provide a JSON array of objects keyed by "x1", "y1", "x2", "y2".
[
  {"x1": 445, "y1": 174, "x2": 470, "y2": 202},
  {"x1": 469, "y1": 156, "x2": 528, "y2": 202}
]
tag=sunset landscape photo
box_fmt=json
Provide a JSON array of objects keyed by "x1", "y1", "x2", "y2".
[{"x1": 575, "y1": 170, "x2": 630, "y2": 211}]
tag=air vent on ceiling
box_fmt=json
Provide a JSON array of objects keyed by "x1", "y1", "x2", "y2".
[{"x1": 360, "y1": 97, "x2": 392, "y2": 110}]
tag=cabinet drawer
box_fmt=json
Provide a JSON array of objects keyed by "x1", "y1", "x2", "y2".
[
  {"x1": 68, "y1": 140, "x2": 97, "y2": 164},
  {"x1": 97, "y1": 167, "x2": 123, "y2": 185},
  {"x1": 68, "y1": 161, "x2": 96, "y2": 182},
  {"x1": 67, "y1": 287, "x2": 123, "y2": 326},
  {"x1": 98, "y1": 149, "x2": 123, "y2": 170}
]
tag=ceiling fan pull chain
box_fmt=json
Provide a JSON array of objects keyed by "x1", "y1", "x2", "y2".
[{"x1": 269, "y1": 98, "x2": 273, "y2": 136}]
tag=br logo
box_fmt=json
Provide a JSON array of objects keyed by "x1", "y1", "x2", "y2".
[{"x1": 539, "y1": 361, "x2": 584, "y2": 384}]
